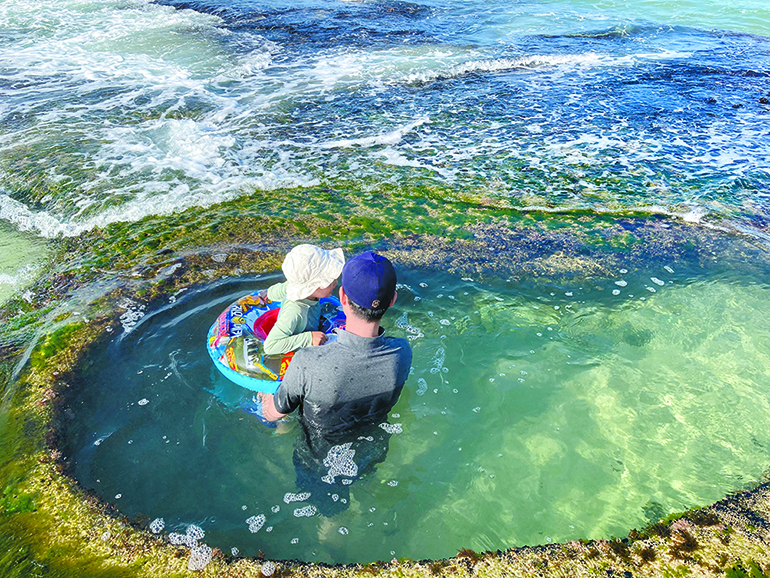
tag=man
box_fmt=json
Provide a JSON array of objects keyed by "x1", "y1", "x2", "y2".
[
  {"x1": 259, "y1": 251, "x2": 412, "y2": 513},
  {"x1": 260, "y1": 250, "x2": 412, "y2": 435}
]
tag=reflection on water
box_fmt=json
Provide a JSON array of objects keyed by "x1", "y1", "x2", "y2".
[{"x1": 61, "y1": 264, "x2": 770, "y2": 563}]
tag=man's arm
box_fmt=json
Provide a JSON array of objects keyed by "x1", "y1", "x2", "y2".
[
  {"x1": 260, "y1": 349, "x2": 305, "y2": 422},
  {"x1": 258, "y1": 392, "x2": 287, "y2": 422}
]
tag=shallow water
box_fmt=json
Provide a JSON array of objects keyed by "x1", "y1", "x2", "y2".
[
  {"x1": 61, "y1": 262, "x2": 770, "y2": 563},
  {"x1": 0, "y1": 223, "x2": 49, "y2": 304}
]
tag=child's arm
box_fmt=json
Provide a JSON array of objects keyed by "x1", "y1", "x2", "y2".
[
  {"x1": 266, "y1": 281, "x2": 287, "y2": 303},
  {"x1": 263, "y1": 302, "x2": 315, "y2": 355}
]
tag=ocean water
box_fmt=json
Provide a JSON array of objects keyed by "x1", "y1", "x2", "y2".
[
  {"x1": 1, "y1": 0, "x2": 769, "y2": 238},
  {"x1": 2, "y1": 0, "x2": 770, "y2": 566}
]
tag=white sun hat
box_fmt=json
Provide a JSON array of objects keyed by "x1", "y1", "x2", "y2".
[{"x1": 282, "y1": 244, "x2": 345, "y2": 301}]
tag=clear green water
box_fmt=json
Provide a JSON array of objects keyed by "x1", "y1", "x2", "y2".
[
  {"x1": 0, "y1": 223, "x2": 49, "y2": 305},
  {"x1": 62, "y1": 264, "x2": 770, "y2": 563}
]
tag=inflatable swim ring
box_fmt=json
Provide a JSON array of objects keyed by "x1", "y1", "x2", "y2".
[{"x1": 206, "y1": 289, "x2": 346, "y2": 394}]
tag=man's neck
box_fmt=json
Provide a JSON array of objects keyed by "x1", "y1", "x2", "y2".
[{"x1": 344, "y1": 316, "x2": 381, "y2": 338}]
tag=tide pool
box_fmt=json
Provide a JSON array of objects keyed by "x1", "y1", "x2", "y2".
[{"x1": 60, "y1": 260, "x2": 770, "y2": 563}]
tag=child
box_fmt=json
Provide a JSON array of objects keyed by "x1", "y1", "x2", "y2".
[{"x1": 262, "y1": 244, "x2": 345, "y2": 356}]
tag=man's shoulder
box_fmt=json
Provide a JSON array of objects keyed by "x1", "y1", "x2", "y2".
[{"x1": 382, "y1": 335, "x2": 412, "y2": 355}]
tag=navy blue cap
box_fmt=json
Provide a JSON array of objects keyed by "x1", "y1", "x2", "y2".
[{"x1": 342, "y1": 251, "x2": 397, "y2": 309}]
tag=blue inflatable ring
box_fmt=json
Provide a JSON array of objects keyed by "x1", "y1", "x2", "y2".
[{"x1": 206, "y1": 290, "x2": 345, "y2": 394}]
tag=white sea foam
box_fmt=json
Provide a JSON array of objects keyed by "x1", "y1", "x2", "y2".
[
  {"x1": 283, "y1": 492, "x2": 311, "y2": 504},
  {"x1": 318, "y1": 118, "x2": 429, "y2": 149},
  {"x1": 379, "y1": 422, "x2": 403, "y2": 434},
  {"x1": 149, "y1": 518, "x2": 164, "y2": 534},
  {"x1": 322, "y1": 442, "x2": 358, "y2": 484},
  {"x1": 187, "y1": 543, "x2": 212, "y2": 571},
  {"x1": 246, "y1": 514, "x2": 265, "y2": 533},
  {"x1": 293, "y1": 505, "x2": 317, "y2": 517}
]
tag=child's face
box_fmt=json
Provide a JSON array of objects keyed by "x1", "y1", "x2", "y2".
[{"x1": 311, "y1": 279, "x2": 337, "y2": 299}]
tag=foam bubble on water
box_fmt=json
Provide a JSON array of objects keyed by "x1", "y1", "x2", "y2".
[
  {"x1": 188, "y1": 543, "x2": 212, "y2": 571},
  {"x1": 379, "y1": 423, "x2": 403, "y2": 434},
  {"x1": 322, "y1": 442, "x2": 358, "y2": 483},
  {"x1": 395, "y1": 312, "x2": 424, "y2": 340},
  {"x1": 332, "y1": 494, "x2": 339, "y2": 502},
  {"x1": 291, "y1": 538, "x2": 299, "y2": 545},
  {"x1": 647, "y1": 287, "x2": 657, "y2": 292},
  {"x1": 138, "y1": 398, "x2": 149, "y2": 406},
  {"x1": 664, "y1": 265, "x2": 675, "y2": 274},
  {"x1": 319, "y1": 117, "x2": 429, "y2": 149},
  {"x1": 682, "y1": 206, "x2": 707, "y2": 223},
  {"x1": 388, "y1": 480, "x2": 399, "y2": 487},
  {"x1": 261, "y1": 561, "x2": 276, "y2": 576},
  {"x1": 169, "y1": 532, "x2": 186, "y2": 545},
  {"x1": 429, "y1": 347, "x2": 446, "y2": 375},
  {"x1": 338, "y1": 526, "x2": 349, "y2": 535},
  {"x1": 342, "y1": 479, "x2": 353, "y2": 485},
  {"x1": 283, "y1": 492, "x2": 311, "y2": 504},
  {"x1": 615, "y1": 280, "x2": 628, "y2": 287},
  {"x1": 149, "y1": 518, "x2": 165, "y2": 534},
  {"x1": 440, "y1": 319, "x2": 451, "y2": 325},
  {"x1": 293, "y1": 505, "x2": 317, "y2": 517},
  {"x1": 231, "y1": 547, "x2": 239, "y2": 557},
  {"x1": 246, "y1": 514, "x2": 266, "y2": 533},
  {"x1": 651, "y1": 277, "x2": 665, "y2": 286},
  {"x1": 612, "y1": 289, "x2": 621, "y2": 295},
  {"x1": 186, "y1": 524, "x2": 205, "y2": 542},
  {"x1": 271, "y1": 505, "x2": 280, "y2": 513}
]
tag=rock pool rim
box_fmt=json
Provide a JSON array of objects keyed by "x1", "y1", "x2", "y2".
[{"x1": 41, "y1": 273, "x2": 770, "y2": 573}]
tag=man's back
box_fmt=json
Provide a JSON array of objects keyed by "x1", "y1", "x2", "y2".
[{"x1": 274, "y1": 328, "x2": 412, "y2": 444}]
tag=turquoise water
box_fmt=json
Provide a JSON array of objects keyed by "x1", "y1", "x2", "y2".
[
  {"x1": 3, "y1": 0, "x2": 770, "y2": 567},
  {"x1": 61, "y1": 261, "x2": 770, "y2": 563},
  {"x1": 1, "y1": 0, "x2": 769, "y2": 237}
]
